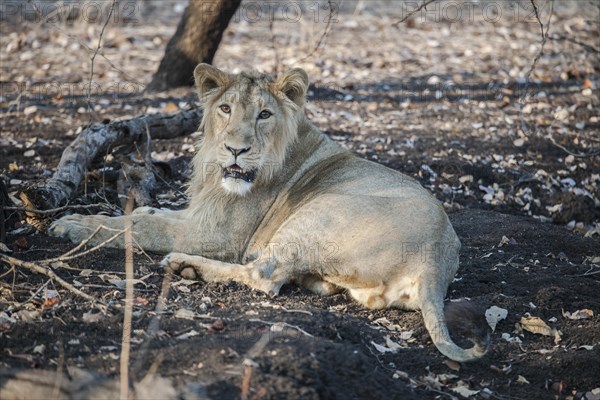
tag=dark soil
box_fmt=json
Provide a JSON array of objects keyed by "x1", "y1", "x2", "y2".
[
  {"x1": 1, "y1": 2, "x2": 599, "y2": 399},
  {"x1": 1, "y1": 209, "x2": 599, "y2": 399}
]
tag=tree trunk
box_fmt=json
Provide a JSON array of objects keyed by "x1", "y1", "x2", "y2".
[{"x1": 146, "y1": 0, "x2": 242, "y2": 92}]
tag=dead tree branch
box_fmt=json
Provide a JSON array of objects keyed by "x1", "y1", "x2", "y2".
[
  {"x1": 20, "y1": 108, "x2": 202, "y2": 212},
  {"x1": 0, "y1": 254, "x2": 105, "y2": 309},
  {"x1": 1, "y1": 203, "x2": 116, "y2": 216}
]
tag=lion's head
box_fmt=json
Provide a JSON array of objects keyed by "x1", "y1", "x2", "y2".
[{"x1": 190, "y1": 64, "x2": 309, "y2": 196}]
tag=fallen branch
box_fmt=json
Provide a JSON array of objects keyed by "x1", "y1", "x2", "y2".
[
  {"x1": 1, "y1": 203, "x2": 116, "y2": 215},
  {"x1": 40, "y1": 226, "x2": 127, "y2": 264},
  {"x1": 19, "y1": 108, "x2": 202, "y2": 212},
  {"x1": 0, "y1": 253, "x2": 105, "y2": 310}
]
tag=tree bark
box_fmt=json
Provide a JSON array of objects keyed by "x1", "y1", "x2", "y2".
[
  {"x1": 19, "y1": 108, "x2": 202, "y2": 212},
  {"x1": 146, "y1": 0, "x2": 242, "y2": 92}
]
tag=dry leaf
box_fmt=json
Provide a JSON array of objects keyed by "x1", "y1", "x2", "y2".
[
  {"x1": 133, "y1": 297, "x2": 150, "y2": 307},
  {"x1": 497, "y1": 236, "x2": 510, "y2": 247},
  {"x1": 444, "y1": 359, "x2": 461, "y2": 371},
  {"x1": 485, "y1": 306, "x2": 508, "y2": 331},
  {"x1": 174, "y1": 308, "x2": 196, "y2": 320},
  {"x1": 371, "y1": 341, "x2": 397, "y2": 354},
  {"x1": 82, "y1": 311, "x2": 103, "y2": 323},
  {"x1": 33, "y1": 344, "x2": 45, "y2": 354},
  {"x1": 0, "y1": 242, "x2": 12, "y2": 253},
  {"x1": 17, "y1": 309, "x2": 40, "y2": 322},
  {"x1": 392, "y1": 370, "x2": 410, "y2": 380},
  {"x1": 451, "y1": 382, "x2": 479, "y2": 397},
  {"x1": 176, "y1": 330, "x2": 200, "y2": 340},
  {"x1": 42, "y1": 290, "x2": 60, "y2": 308},
  {"x1": 372, "y1": 316, "x2": 403, "y2": 331},
  {"x1": 520, "y1": 316, "x2": 561, "y2": 343},
  {"x1": 516, "y1": 375, "x2": 530, "y2": 384},
  {"x1": 459, "y1": 174, "x2": 473, "y2": 184},
  {"x1": 161, "y1": 102, "x2": 179, "y2": 113},
  {"x1": 562, "y1": 309, "x2": 594, "y2": 320},
  {"x1": 501, "y1": 332, "x2": 522, "y2": 343},
  {"x1": 384, "y1": 335, "x2": 404, "y2": 351},
  {"x1": 535, "y1": 348, "x2": 556, "y2": 354}
]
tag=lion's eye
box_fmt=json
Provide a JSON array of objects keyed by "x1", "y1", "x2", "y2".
[
  {"x1": 258, "y1": 110, "x2": 272, "y2": 119},
  {"x1": 219, "y1": 104, "x2": 231, "y2": 114}
]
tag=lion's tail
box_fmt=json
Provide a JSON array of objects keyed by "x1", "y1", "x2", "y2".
[{"x1": 419, "y1": 282, "x2": 490, "y2": 362}]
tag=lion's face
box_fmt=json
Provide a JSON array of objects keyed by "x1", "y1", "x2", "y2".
[{"x1": 193, "y1": 64, "x2": 309, "y2": 196}]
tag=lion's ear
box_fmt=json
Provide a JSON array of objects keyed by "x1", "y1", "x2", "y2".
[
  {"x1": 275, "y1": 68, "x2": 309, "y2": 107},
  {"x1": 194, "y1": 63, "x2": 229, "y2": 98}
]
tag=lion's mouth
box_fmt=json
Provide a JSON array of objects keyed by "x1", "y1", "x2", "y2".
[{"x1": 223, "y1": 164, "x2": 257, "y2": 183}]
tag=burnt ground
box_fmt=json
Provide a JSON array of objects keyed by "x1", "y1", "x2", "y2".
[{"x1": 1, "y1": 1, "x2": 600, "y2": 399}]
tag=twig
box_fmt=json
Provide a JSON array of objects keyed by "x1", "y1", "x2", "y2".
[
  {"x1": 248, "y1": 319, "x2": 314, "y2": 337},
  {"x1": 518, "y1": 0, "x2": 554, "y2": 135},
  {"x1": 548, "y1": 34, "x2": 600, "y2": 54},
  {"x1": 12, "y1": 279, "x2": 51, "y2": 311},
  {"x1": 50, "y1": 225, "x2": 105, "y2": 259},
  {"x1": 40, "y1": 227, "x2": 127, "y2": 264},
  {"x1": 547, "y1": 134, "x2": 600, "y2": 158},
  {"x1": 87, "y1": 0, "x2": 117, "y2": 117},
  {"x1": 0, "y1": 265, "x2": 15, "y2": 279},
  {"x1": 120, "y1": 194, "x2": 135, "y2": 400},
  {"x1": 392, "y1": 0, "x2": 437, "y2": 27},
  {"x1": 241, "y1": 358, "x2": 255, "y2": 400},
  {"x1": 520, "y1": 0, "x2": 555, "y2": 105},
  {"x1": 298, "y1": 0, "x2": 335, "y2": 63},
  {"x1": 578, "y1": 269, "x2": 600, "y2": 277},
  {"x1": 1, "y1": 203, "x2": 115, "y2": 215},
  {"x1": 279, "y1": 306, "x2": 313, "y2": 315},
  {"x1": 0, "y1": 254, "x2": 105, "y2": 309},
  {"x1": 28, "y1": 1, "x2": 144, "y2": 90}
]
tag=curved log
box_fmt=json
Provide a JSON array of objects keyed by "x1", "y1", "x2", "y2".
[{"x1": 19, "y1": 108, "x2": 202, "y2": 213}]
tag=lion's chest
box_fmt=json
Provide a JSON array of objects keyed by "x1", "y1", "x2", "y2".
[{"x1": 187, "y1": 194, "x2": 272, "y2": 263}]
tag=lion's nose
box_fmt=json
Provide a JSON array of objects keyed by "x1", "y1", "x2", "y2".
[{"x1": 225, "y1": 145, "x2": 251, "y2": 157}]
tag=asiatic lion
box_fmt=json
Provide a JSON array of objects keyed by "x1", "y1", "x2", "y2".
[{"x1": 49, "y1": 64, "x2": 489, "y2": 362}]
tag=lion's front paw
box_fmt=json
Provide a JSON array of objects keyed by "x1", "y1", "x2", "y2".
[
  {"x1": 161, "y1": 253, "x2": 200, "y2": 280},
  {"x1": 48, "y1": 214, "x2": 109, "y2": 244}
]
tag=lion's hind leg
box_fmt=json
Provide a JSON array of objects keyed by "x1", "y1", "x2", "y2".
[{"x1": 161, "y1": 253, "x2": 290, "y2": 296}]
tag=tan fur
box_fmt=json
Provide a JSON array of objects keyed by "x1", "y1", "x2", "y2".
[{"x1": 49, "y1": 65, "x2": 488, "y2": 362}]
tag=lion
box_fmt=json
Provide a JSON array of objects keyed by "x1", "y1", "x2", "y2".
[{"x1": 49, "y1": 64, "x2": 489, "y2": 362}]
